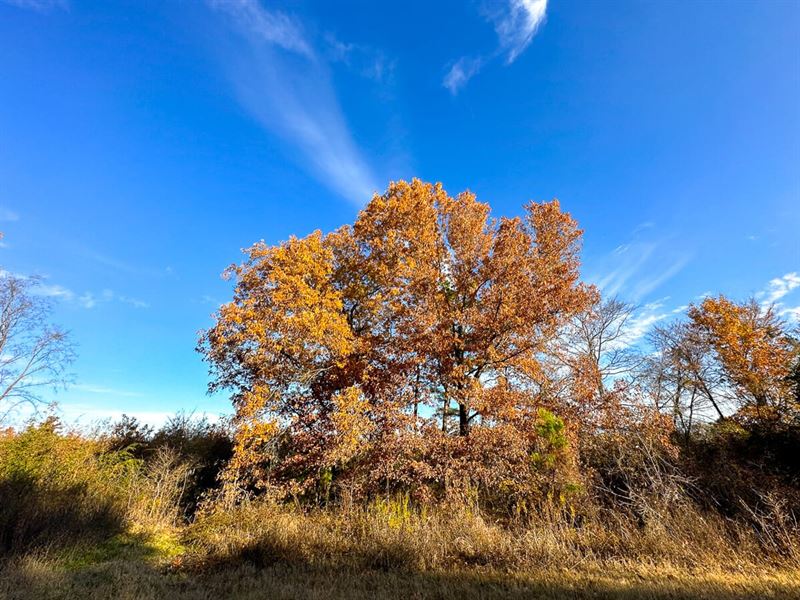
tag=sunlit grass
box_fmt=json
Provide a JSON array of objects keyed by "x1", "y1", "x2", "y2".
[{"x1": 3, "y1": 498, "x2": 797, "y2": 600}]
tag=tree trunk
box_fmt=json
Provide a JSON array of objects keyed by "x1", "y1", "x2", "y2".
[{"x1": 459, "y1": 403, "x2": 470, "y2": 436}]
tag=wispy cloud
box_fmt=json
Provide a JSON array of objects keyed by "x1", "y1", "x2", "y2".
[
  {"x1": 324, "y1": 34, "x2": 395, "y2": 85},
  {"x1": 757, "y1": 272, "x2": 800, "y2": 304},
  {"x1": 80, "y1": 289, "x2": 150, "y2": 309},
  {"x1": 199, "y1": 294, "x2": 224, "y2": 307},
  {"x1": 52, "y1": 403, "x2": 224, "y2": 429},
  {"x1": 209, "y1": 0, "x2": 312, "y2": 58},
  {"x1": 630, "y1": 255, "x2": 691, "y2": 300},
  {"x1": 782, "y1": 306, "x2": 800, "y2": 323},
  {"x1": 57, "y1": 404, "x2": 176, "y2": 428},
  {"x1": 118, "y1": 295, "x2": 149, "y2": 309},
  {"x1": 443, "y1": 57, "x2": 484, "y2": 95},
  {"x1": 210, "y1": 0, "x2": 379, "y2": 205},
  {"x1": 493, "y1": 0, "x2": 549, "y2": 64},
  {"x1": 633, "y1": 221, "x2": 655, "y2": 234},
  {"x1": 614, "y1": 299, "x2": 671, "y2": 350},
  {"x1": 590, "y1": 229, "x2": 691, "y2": 302},
  {"x1": 32, "y1": 282, "x2": 75, "y2": 301},
  {"x1": 756, "y1": 272, "x2": 800, "y2": 323},
  {"x1": 443, "y1": 0, "x2": 548, "y2": 94},
  {"x1": 593, "y1": 242, "x2": 656, "y2": 298},
  {"x1": 2, "y1": 272, "x2": 149, "y2": 309},
  {"x1": 81, "y1": 249, "x2": 169, "y2": 277}
]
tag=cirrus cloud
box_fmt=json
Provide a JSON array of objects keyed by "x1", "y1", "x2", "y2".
[
  {"x1": 209, "y1": 0, "x2": 380, "y2": 205},
  {"x1": 443, "y1": 0, "x2": 548, "y2": 95}
]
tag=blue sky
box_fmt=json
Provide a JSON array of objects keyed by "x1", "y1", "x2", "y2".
[{"x1": 1, "y1": 0, "x2": 798, "y2": 425}]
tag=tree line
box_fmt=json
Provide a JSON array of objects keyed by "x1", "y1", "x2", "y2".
[
  {"x1": 198, "y1": 179, "x2": 800, "y2": 508},
  {"x1": 0, "y1": 181, "x2": 798, "y2": 564}
]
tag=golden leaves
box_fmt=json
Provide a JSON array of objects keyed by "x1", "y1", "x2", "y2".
[
  {"x1": 200, "y1": 179, "x2": 593, "y2": 493},
  {"x1": 328, "y1": 386, "x2": 374, "y2": 466},
  {"x1": 688, "y1": 296, "x2": 797, "y2": 414}
]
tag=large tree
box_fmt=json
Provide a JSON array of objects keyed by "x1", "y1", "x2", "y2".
[{"x1": 201, "y1": 180, "x2": 591, "y2": 492}]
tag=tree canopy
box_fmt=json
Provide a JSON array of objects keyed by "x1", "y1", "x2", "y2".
[{"x1": 200, "y1": 180, "x2": 800, "y2": 502}]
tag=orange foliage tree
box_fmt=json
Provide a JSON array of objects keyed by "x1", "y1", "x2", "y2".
[
  {"x1": 687, "y1": 296, "x2": 799, "y2": 423},
  {"x1": 200, "y1": 180, "x2": 592, "y2": 500}
]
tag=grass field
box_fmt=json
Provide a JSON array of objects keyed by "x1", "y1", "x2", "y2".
[
  {"x1": 3, "y1": 547, "x2": 798, "y2": 600},
  {"x1": 2, "y1": 503, "x2": 798, "y2": 600},
  {"x1": 2, "y1": 421, "x2": 798, "y2": 599}
]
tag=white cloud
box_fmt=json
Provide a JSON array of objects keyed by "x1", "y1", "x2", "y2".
[
  {"x1": 211, "y1": 0, "x2": 379, "y2": 205},
  {"x1": 58, "y1": 404, "x2": 176, "y2": 428},
  {"x1": 758, "y1": 272, "x2": 800, "y2": 304},
  {"x1": 119, "y1": 296, "x2": 149, "y2": 309},
  {"x1": 209, "y1": 0, "x2": 312, "y2": 58},
  {"x1": 3, "y1": 272, "x2": 149, "y2": 310},
  {"x1": 33, "y1": 282, "x2": 75, "y2": 301},
  {"x1": 443, "y1": 0, "x2": 548, "y2": 94},
  {"x1": 324, "y1": 34, "x2": 395, "y2": 85},
  {"x1": 77, "y1": 292, "x2": 96, "y2": 309},
  {"x1": 633, "y1": 221, "x2": 655, "y2": 233},
  {"x1": 755, "y1": 272, "x2": 800, "y2": 324},
  {"x1": 200, "y1": 294, "x2": 223, "y2": 306},
  {"x1": 69, "y1": 247, "x2": 171, "y2": 278},
  {"x1": 781, "y1": 305, "x2": 800, "y2": 323},
  {"x1": 443, "y1": 57, "x2": 484, "y2": 95},
  {"x1": 591, "y1": 224, "x2": 691, "y2": 302},
  {"x1": 493, "y1": 0, "x2": 548, "y2": 64},
  {"x1": 593, "y1": 242, "x2": 656, "y2": 297},
  {"x1": 54, "y1": 403, "x2": 224, "y2": 429},
  {"x1": 613, "y1": 300, "x2": 670, "y2": 350}
]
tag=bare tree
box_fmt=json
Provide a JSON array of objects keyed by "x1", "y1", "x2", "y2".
[
  {"x1": 0, "y1": 273, "x2": 76, "y2": 422},
  {"x1": 548, "y1": 295, "x2": 643, "y2": 422},
  {"x1": 558, "y1": 297, "x2": 642, "y2": 382},
  {"x1": 575, "y1": 296, "x2": 643, "y2": 387},
  {"x1": 643, "y1": 321, "x2": 727, "y2": 436}
]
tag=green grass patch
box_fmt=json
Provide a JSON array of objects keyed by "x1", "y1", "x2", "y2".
[{"x1": 61, "y1": 528, "x2": 186, "y2": 571}]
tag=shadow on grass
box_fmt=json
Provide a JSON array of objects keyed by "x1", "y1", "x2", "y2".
[
  {"x1": 3, "y1": 540, "x2": 798, "y2": 600},
  {"x1": 0, "y1": 477, "x2": 126, "y2": 556}
]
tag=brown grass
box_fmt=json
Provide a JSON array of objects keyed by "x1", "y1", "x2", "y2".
[
  {"x1": 2, "y1": 553, "x2": 798, "y2": 600},
  {"x1": 1, "y1": 421, "x2": 798, "y2": 599},
  {"x1": 2, "y1": 497, "x2": 797, "y2": 600},
  {"x1": 184, "y1": 496, "x2": 792, "y2": 572}
]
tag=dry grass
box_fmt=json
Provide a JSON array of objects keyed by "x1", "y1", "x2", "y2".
[
  {"x1": 2, "y1": 553, "x2": 798, "y2": 600},
  {"x1": 184, "y1": 497, "x2": 790, "y2": 573},
  {"x1": 2, "y1": 498, "x2": 797, "y2": 600},
  {"x1": 2, "y1": 421, "x2": 798, "y2": 598}
]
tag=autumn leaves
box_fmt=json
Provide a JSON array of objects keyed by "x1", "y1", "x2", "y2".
[{"x1": 199, "y1": 180, "x2": 799, "y2": 501}]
